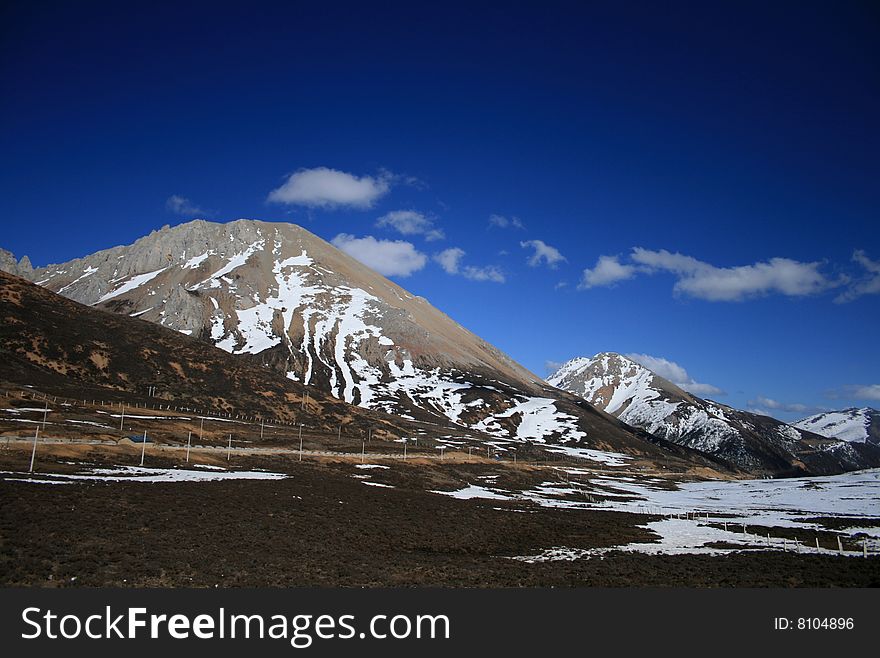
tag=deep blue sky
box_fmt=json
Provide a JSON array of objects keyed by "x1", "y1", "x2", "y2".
[{"x1": 1, "y1": 1, "x2": 878, "y2": 420}]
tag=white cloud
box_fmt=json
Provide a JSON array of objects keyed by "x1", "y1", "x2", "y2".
[
  {"x1": 520, "y1": 239, "x2": 566, "y2": 268},
  {"x1": 580, "y1": 249, "x2": 846, "y2": 300},
  {"x1": 462, "y1": 265, "x2": 505, "y2": 283},
  {"x1": 433, "y1": 247, "x2": 504, "y2": 283},
  {"x1": 852, "y1": 384, "x2": 880, "y2": 401},
  {"x1": 544, "y1": 360, "x2": 565, "y2": 375},
  {"x1": 166, "y1": 195, "x2": 207, "y2": 217},
  {"x1": 746, "y1": 396, "x2": 822, "y2": 415},
  {"x1": 854, "y1": 250, "x2": 880, "y2": 274},
  {"x1": 679, "y1": 381, "x2": 725, "y2": 397},
  {"x1": 625, "y1": 353, "x2": 724, "y2": 396},
  {"x1": 829, "y1": 384, "x2": 880, "y2": 402},
  {"x1": 488, "y1": 214, "x2": 524, "y2": 229},
  {"x1": 630, "y1": 248, "x2": 839, "y2": 301},
  {"x1": 834, "y1": 250, "x2": 880, "y2": 303},
  {"x1": 825, "y1": 384, "x2": 880, "y2": 407},
  {"x1": 434, "y1": 247, "x2": 464, "y2": 274},
  {"x1": 579, "y1": 255, "x2": 638, "y2": 289},
  {"x1": 376, "y1": 210, "x2": 444, "y2": 241},
  {"x1": 330, "y1": 234, "x2": 426, "y2": 277},
  {"x1": 268, "y1": 167, "x2": 391, "y2": 209}
]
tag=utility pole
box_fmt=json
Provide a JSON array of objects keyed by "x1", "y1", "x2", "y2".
[
  {"x1": 199, "y1": 417, "x2": 204, "y2": 442},
  {"x1": 29, "y1": 427, "x2": 39, "y2": 473},
  {"x1": 186, "y1": 431, "x2": 192, "y2": 463},
  {"x1": 41, "y1": 400, "x2": 49, "y2": 430},
  {"x1": 119, "y1": 404, "x2": 126, "y2": 432},
  {"x1": 140, "y1": 430, "x2": 147, "y2": 466},
  {"x1": 299, "y1": 424, "x2": 304, "y2": 461},
  {"x1": 227, "y1": 434, "x2": 232, "y2": 461}
]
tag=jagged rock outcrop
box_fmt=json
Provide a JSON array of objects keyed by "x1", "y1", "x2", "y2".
[{"x1": 0, "y1": 249, "x2": 32, "y2": 278}]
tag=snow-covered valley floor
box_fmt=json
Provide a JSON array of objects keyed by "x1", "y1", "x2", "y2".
[
  {"x1": 434, "y1": 468, "x2": 880, "y2": 559},
  {"x1": 3, "y1": 439, "x2": 878, "y2": 563}
]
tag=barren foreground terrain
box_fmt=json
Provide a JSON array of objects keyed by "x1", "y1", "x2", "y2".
[{"x1": 2, "y1": 438, "x2": 878, "y2": 588}]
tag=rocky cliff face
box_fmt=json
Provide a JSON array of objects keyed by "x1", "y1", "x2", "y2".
[
  {"x1": 548, "y1": 353, "x2": 880, "y2": 475},
  {"x1": 0, "y1": 248, "x2": 32, "y2": 278}
]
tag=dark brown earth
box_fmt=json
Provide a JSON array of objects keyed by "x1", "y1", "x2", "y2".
[{"x1": 1, "y1": 447, "x2": 878, "y2": 588}]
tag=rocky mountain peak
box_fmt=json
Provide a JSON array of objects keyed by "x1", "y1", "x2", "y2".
[
  {"x1": 0, "y1": 248, "x2": 33, "y2": 277},
  {"x1": 547, "y1": 353, "x2": 879, "y2": 474},
  {"x1": 548, "y1": 352, "x2": 689, "y2": 412}
]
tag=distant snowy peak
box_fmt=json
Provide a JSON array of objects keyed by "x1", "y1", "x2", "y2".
[
  {"x1": 547, "y1": 352, "x2": 687, "y2": 414},
  {"x1": 547, "y1": 353, "x2": 728, "y2": 441},
  {"x1": 794, "y1": 408, "x2": 879, "y2": 445},
  {"x1": 546, "y1": 353, "x2": 878, "y2": 475}
]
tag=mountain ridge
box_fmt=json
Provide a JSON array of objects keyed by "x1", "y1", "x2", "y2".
[
  {"x1": 1, "y1": 220, "x2": 715, "y2": 468},
  {"x1": 547, "y1": 352, "x2": 880, "y2": 475},
  {"x1": 794, "y1": 407, "x2": 880, "y2": 445}
]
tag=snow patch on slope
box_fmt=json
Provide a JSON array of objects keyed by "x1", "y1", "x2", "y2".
[
  {"x1": 795, "y1": 409, "x2": 871, "y2": 443},
  {"x1": 96, "y1": 267, "x2": 166, "y2": 303}
]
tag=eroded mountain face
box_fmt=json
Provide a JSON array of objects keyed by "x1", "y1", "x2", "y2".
[
  {"x1": 0, "y1": 269, "x2": 404, "y2": 439},
  {"x1": 548, "y1": 352, "x2": 880, "y2": 474},
  {"x1": 7, "y1": 219, "x2": 662, "y2": 456}
]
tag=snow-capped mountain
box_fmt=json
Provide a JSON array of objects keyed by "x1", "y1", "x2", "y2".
[
  {"x1": 1, "y1": 220, "x2": 683, "y2": 461},
  {"x1": 794, "y1": 408, "x2": 879, "y2": 445},
  {"x1": 547, "y1": 353, "x2": 880, "y2": 474}
]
